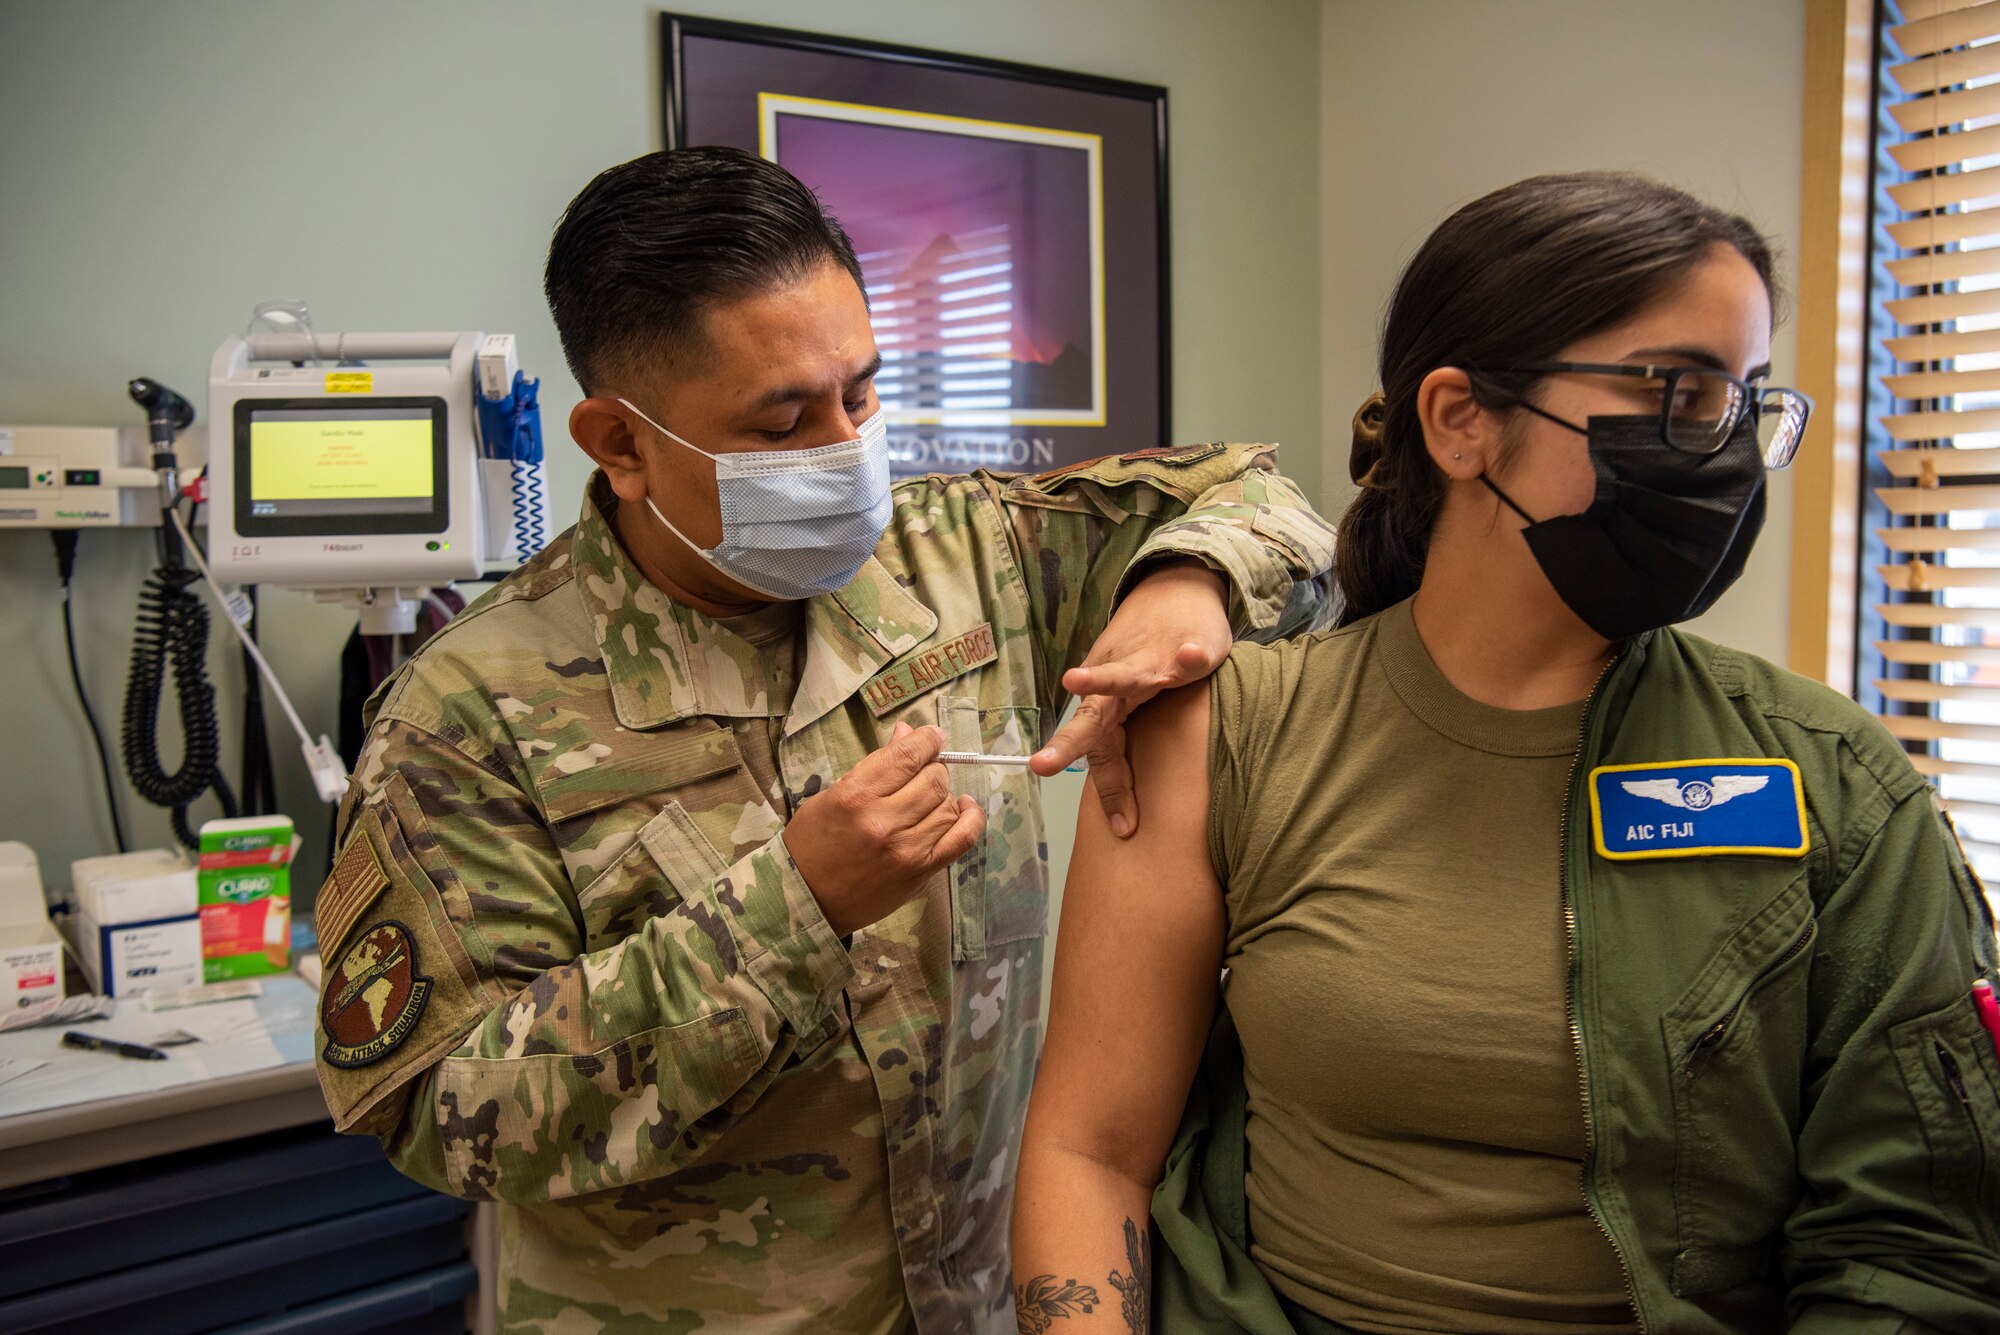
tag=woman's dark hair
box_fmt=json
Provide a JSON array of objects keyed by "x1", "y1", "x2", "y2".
[
  {"x1": 1334, "y1": 171, "x2": 1778, "y2": 625},
  {"x1": 545, "y1": 147, "x2": 866, "y2": 393}
]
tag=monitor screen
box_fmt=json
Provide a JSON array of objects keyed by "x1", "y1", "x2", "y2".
[{"x1": 233, "y1": 397, "x2": 448, "y2": 536}]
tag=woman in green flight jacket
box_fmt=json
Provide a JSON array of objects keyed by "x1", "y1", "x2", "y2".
[{"x1": 1011, "y1": 173, "x2": 2000, "y2": 1335}]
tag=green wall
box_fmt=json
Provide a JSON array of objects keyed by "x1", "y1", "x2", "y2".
[
  {"x1": 0, "y1": 0, "x2": 1322, "y2": 898},
  {"x1": 1318, "y1": 0, "x2": 1805, "y2": 667}
]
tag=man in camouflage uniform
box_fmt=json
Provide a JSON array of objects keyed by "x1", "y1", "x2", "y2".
[{"x1": 311, "y1": 147, "x2": 1334, "y2": 1333}]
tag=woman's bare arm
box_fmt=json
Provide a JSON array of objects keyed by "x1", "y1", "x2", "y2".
[{"x1": 1012, "y1": 683, "x2": 1225, "y2": 1334}]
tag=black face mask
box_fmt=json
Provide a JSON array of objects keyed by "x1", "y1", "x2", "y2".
[{"x1": 1481, "y1": 414, "x2": 1766, "y2": 642}]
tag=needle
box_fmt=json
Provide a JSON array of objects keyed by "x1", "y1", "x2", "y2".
[{"x1": 938, "y1": 752, "x2": 1089, "y2": 773}]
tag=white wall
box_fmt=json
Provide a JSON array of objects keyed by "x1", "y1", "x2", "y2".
[
  {"x1": 0, "y1": 0, "x2": 1322, "y2": 899},
  {"x1": 1320, "y1": 0, "x2": 1807, "y2": 666}
]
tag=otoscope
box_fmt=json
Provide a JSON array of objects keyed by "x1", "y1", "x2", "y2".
[{"x1": 127, "y1": 376, "x2": 195, "y2": 553}]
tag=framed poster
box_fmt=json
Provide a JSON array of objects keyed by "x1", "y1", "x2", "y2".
[{"x1": 663, "y1": 14, "x2": 1168, "y2": 477}]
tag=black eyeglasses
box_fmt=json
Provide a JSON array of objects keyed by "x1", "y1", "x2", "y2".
[{"x1": 1472, "y1": 362, "x2": 1813, "y2": 469}]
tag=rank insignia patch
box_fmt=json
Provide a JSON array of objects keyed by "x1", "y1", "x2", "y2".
[
  {"x1": 320, "y1": 921, "x2": 433, "y2": 1068},
  {"x1": 1589, "y1": 758, "x2": 1809, "y2": 861}
]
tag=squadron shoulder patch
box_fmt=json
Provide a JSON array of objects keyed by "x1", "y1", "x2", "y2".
[
  {"x1": 320, "y1": 921, "x2": 433, "y2": 1068},
  {"x1": 1589, "y1": 758, "x2": 1808, "y2": 861}
]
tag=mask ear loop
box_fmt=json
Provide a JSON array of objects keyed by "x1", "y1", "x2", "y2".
[
  {"x1": 1469, "y1": 382, "x2": 1584, "y2": 527},
  {"x1": 618, "y1": 397, "x2": 726, "y2": 462},
  {"x1": 1480, "y1": 475, "x2": 1537, "y2": 526},
  {"x1": 616, "y1": 398, "x2": 774, "y2": 593},
  {"x1": 1511, "y1": 398, "x2": 1589, "y2": 438},
  {"x1": 641, "y1": 492, "x2": 796, "y2": 601}
]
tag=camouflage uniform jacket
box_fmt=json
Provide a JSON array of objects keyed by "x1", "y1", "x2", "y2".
[{"x1": 311, "y1": 444, "x2": 1334, "y2": 1334}]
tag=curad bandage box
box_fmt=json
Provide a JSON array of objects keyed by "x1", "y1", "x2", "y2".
[{"x1": 197, "y1": 816, "x2": 295, "y2": 981}]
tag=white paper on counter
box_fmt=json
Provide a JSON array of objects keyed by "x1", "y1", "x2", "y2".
[{"x1": 0, "y1": 997, "x2": 289, "y2": 1117}]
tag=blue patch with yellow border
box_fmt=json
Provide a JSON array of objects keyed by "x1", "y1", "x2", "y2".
[{"x1": 1589, "y1": 758, "x2": 1808, "y2": 860}]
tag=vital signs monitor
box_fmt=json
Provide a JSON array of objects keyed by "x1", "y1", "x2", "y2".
[{"x1": 208, "y1": 330, "x2": 547, "y2": 632}]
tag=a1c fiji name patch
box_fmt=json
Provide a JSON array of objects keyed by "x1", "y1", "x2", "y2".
[
  {"x1": 1589, "y1": 758, "x2": 1809, "y2": 861},
  {"x1": 862, "y1": 622, "x2": 998, "y2": 714}
]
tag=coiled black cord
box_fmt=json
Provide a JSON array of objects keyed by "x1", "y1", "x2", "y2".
[
  {"x1": 122, "y1": 561, "x2": 237, "y2": 847},
  {"x1": 52, "y1": 530, "x2": 129, "y2": 853}
]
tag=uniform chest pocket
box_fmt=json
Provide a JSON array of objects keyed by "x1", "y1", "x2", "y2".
[
  {"x1": 937, "y1": 696, "x2": 1047, "y2": 960},
  {"x1": 570, "y1": 806, "x2": 705, "y2": 953},
  {"x1": 574, "y1": 800, "x2": 847, "y2": 1063},
  {"x1": 1660, "y1": 869, "x2": 1816, "y2": 1294},
  {"x1": 543, "y1": 722, "x2": 775, "y2": 954}
]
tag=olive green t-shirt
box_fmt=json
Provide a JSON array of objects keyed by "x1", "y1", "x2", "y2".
[{"x1": 1208, "y1": 599, "x2": 1636, "y2": 1334}]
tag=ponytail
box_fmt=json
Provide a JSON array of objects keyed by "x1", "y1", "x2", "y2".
[{"x1": 1333, "y1": 392, "x2": 1444, "y2": 626}]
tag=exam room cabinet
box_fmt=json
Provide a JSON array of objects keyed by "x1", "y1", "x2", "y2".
[{"x1": 0, "y1": 1121, "x2": 474, "y2": 1334}]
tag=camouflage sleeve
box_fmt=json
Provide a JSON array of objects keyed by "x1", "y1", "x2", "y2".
[
  {"x1": 311, "y1": 720, "x2": 852, "y2": 1203},
  {"x1": 988, "y1": 442, "x2": 1337, "y2": 709}
]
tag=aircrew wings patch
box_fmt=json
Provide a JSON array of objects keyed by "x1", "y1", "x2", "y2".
[{"x1": 1589, "y1": 758, "x2": 1808, "y2": 860}]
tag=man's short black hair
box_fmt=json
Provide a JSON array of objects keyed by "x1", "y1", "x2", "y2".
[{"x1": 544, "y1": 147, "x2": 866, "y2": 393}]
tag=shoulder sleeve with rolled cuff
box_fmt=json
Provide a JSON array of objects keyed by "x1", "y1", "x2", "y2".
[
  {"x1": 1781, "y1": 777, "x2": 2000, "y2": 1334},
  {"x1": 311, "y1": 719, "x2": 853, "y2": 1204},
  {"x1": 988, "y1": 442, "x2": 1337, "y2": 717}
]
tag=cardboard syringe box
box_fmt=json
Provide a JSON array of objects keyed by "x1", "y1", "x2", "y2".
[
  {"x1": 68, "y1": 849, "x2": 203, "y2": 998},
  {"x1": 0, "y1": 842, "x2": 64, "y2": 1011}
]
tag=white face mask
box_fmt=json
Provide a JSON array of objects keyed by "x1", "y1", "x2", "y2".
[{"x1": 619, "y1": 398, "x2": 894, "y2": 601}]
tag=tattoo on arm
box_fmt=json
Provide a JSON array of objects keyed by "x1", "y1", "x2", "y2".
[
  {"x1": 1013, "y1": 1275, "x2": 1101, "y2": 1334},
  {"x1": 1011, "y1": 1216, "x2": 1150, "y2": 1334},
  {"x1": 1107, "y1": 1216, "x2": 1153, "y2": 1335}
]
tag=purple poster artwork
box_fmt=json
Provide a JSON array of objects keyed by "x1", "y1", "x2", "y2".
[{"x1": 768, "y1": 100, "x2": 1104, "y2": 430}]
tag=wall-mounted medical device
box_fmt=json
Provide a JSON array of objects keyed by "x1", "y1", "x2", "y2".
[
  {"x1": 0, "y1": 425, "x2": 202, "y2": 529},
  {"x1": 207, "y1": 330, "x2": 547, "y2": 634}
]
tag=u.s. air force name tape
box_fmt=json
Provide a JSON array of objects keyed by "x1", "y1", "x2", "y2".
[
  {"x1": 862, "y1": 622, "x2": 998, "y2": 715},
  {"x1": 1588, "y1": 758, "x2": 1808, "y2": 861}
]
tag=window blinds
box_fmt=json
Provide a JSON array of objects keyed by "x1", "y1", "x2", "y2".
[{"x1": 1877, "y1": 0, "x2": 2000, "y2": 878}]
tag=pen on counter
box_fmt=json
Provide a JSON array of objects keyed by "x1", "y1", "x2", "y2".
[{"x1": 62, "y1": 1030, "x2": 169, "y2": 1062}]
